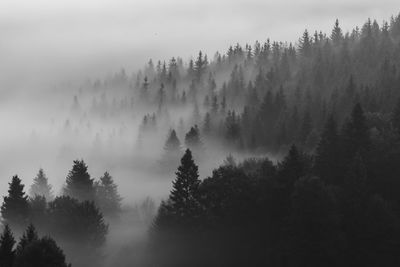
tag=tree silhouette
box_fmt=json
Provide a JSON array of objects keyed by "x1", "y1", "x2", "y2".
[
  {"x1": 0, "y1": 224, "x2": 16, "y2": 267},
  {"x1": 1, "y1": 175, "x2": 30, "y2": 228},
  {"x1": 15, "y1": 224, "x2": 38, "y2": 255},
  {"x1": 13, "y1": 237, "x2": 70, "y2": 267},
  {"x1": 63, "y1": 159, "x2": 95, "y2": 201},
  {"x1": 169, "y1": 149, "x2": 201, "y2": 221}
]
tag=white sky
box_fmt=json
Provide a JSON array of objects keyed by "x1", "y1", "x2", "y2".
[{"x1": 0, "y1": 0, "x2": 399, "y2": 87}]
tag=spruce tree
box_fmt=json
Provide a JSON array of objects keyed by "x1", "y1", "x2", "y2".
[
  {"x1": 1, "y1": 175, "x2": 30, "y2": 228},
  {"x1": 160, "y1": 129, "x2": 182, "y2": 171},
  {"x1": 391, "y1": 97, "x2": 400, "y2": 136},
  {"x1": 169, "y1": 149, "x2": 201, "y2": 221},
  {"x1": 184, "y1": 125, "x2": 202, "y2": 151},
  {"x1": 15, "y1": 224, "x2": 39, "y2": 255},
  {"x1": 29, "y1": 168, "x2": 53, "y2": 201},
  {"x1": 314, "y1": 114, "x2": 340, "y2": 184},
  {"x1": 95, "y1": 172, "x2": 122, "y2": 217},
  {"x1": 341, "y1": 103, "x2": 370, "y2": 160},
  {"x1": 331, "y1": 19, "x2": 344, "y2": 45},
  {"x1": 13, "y1": 237, "x2": 70, "y2": 267},
  {"x1": 63, "y1": 159, "x2": 95, "y2": 201},
  {"x1": 0, "y1": 224, "x2": 16, "y2": 267}
]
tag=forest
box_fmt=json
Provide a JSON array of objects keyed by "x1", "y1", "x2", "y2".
[{"x1": 2, "y1": 12, "x2": 400, "y2": 267}]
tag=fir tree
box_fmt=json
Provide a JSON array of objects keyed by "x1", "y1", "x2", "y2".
[
  {"x1": 0, "y1": 224, "x2": 16, "y2": 267},
  {"x1": 13, "y1": 237, "x2": 70, "y2": 267},
  {"x1": 15, "y1": 224, "x2": 39, "y2": 255},
  {"x1": 331, "y1": 19, "x2": 344, "y2": 46},
  {"x1": 169, "y1": 149, "x2": 201, "y2": 221},
  {"x1": 63, "y1": 160, "x2": 95, "y2": 201},
  {"x1": 95, "y1": 172, "x2": 122, "y2": 217},
  {"x1": 185, "y1": 125, "x2": 202, "y2": 151},
  {"x1": 314, "y1": 114, "x2": 340, "y2": 184},
  {"x1": 29, "y1": 168, "x2": 53, "y2": 201},
  {"x1": 1, "y1": 175, "x2": 30, "y2": 228}
]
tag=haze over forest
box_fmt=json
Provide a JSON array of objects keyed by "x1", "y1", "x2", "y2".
[{"x1": 1, "y1": 1, "x2": 400, "y2": 267}]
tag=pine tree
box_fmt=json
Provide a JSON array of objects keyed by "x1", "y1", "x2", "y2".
[
  {"x1": 63, "y1": 160, "x2": 95, "y2": 201},
  {"x1": 391, "y1": 97, "x2": 400, "y2": 136},
  {"x1": 202, "y1": 112, "x2": 212, "y2": 135},
  {"x1": 341, "y1": 103, "x2": 370, "y2": 160},
  {"x1": 15, "y1": 224, "x2": 39, "y2": 255},
  {"x1": 169, "y1": 149, "x2": 201, "y2": 222},
  {"x1": 299, "y1": 30, "x2": 312, "y2": 57},
  {"x1": 299, "y1": 110, "x2": 313, "y2": 145},
  {"x1": 314, "y1": 114, "x2": 340, "y2": 184},
  {"x1": 164, "y1": 129, "x2": 181, "y2": 153},
  {"x1": 331, "y1": 19, "x2": 344, "y2": 46},
  {"x1": 185, "y1": 125, "x2": 202, "y2": 151},
  {"x1": 29, "y1": 168, "x2": 53, "y2": 201},
  {"x1": 95, "y1": 172, "x2": 122, "y2": 217},
  {"x1": 1, "y1": 176, "x2": 30, "y2": 228},
  {"x1": 13, "y1": 237, "x2": 70, "y2": 267},
  {"x1": 0, "y1": 224, "x2": 16, "y2": 267},
  {"x1": 160, "y1": 129, "x2": 182, "y2": 171},
  {"x1": 278, "y1": 145, "x2": 309, "y2": 189}
]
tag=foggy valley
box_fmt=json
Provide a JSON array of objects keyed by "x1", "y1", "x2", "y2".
[{"x1": 1, "y1": 1, "x2": 400, "y2": 267}]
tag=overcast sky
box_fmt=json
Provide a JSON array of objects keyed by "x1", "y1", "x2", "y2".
[{"x1": 1, "y1": 0, "x2": 399, "y2": 87}]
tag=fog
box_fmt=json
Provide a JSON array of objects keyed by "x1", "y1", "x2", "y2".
[
  {"x1": 1, "y1": 1, "x2": 400, "y2": 266},
  {"x1": 1, "y1": 0, "x2": 398, "y2": 85}
]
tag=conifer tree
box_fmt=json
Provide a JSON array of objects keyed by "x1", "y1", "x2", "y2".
[
  {"x1": 29, "y1": 168, "x2": 53, "y2": 201},
  {"x1": 169, "y1": 149, "x2": 201, "y2": 221},
  {"x1": 331, "y1": 19, "x2": 344, "y2": 45},
  {"x1": 0, "y1": 224, "x2": 15, "y2": 267},
  {"x1": 341, "y1": 103, "x2": 370, "y2": 160},
  {"x1": 13, "y1": 237, "x2": 70, "y2": 267},
  {"x1": 15, "y1": 224, "x2": 39, "y2": 255},
  {"x1": 299, "y1": 30, "x2": 312, "y2": 57},
  {"x1": 1, "y1": 176, "x2": 30, "y2": 227},
  {"x1": 185, "y1": 125, "x2": 202, "y2": 151},
  {"x1": 202, "y1": 112, "x2": 212, "y2": 135},
  {"x1": 314, "y1": 114, "x2": 340, "y2": 184},
  {"x1": 160, "y1": 129, "x2": 182, "y2": 171},
  {"x1": 391, "y1": 97, "x2": 400, "y2": 135},
  {"x1": 278, "y1": 145, "x2": 309, "y2": 189},
  {"x1": 63, "y1": 160, "x2": 95, "y2": 201},
  {"x1": 95, "y1": 172, "x2": 122, "y2": 217}
]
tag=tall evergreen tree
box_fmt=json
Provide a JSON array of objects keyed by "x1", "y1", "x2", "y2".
[
  {"x1": 185, "y1": 125, "x2": 203, "y2": 151},
  {"x1": 1, "y1": 175, "x2": 30, "y2": 228},
  {"x1": 13, "y1": 237, "x2": 70, "y2": 267},
  {"x1": 391, "y1": 97, "x2": 400, "y2": 136},
  {"x1": 63, "y1": 160, "x2": 95, "y2": 201},
  {"x1": 0, "y1": 224, "x2": 15, "y2": 267},
  {"x1": 160, "y1": 129, "x2": 182, "y2": 171},
  {"x1": 95, "y1": 172, "x2": 122, "y2": 217},
  {"x1": 341, "y1": 103, "x2": 370, "y2": 160},
  {"x1": 29, "y1": 168, "x2": 53, "y2": 201},
  {"x1": 314, "y1": 114, "x2": 340, "y2": 184},
  {"x1": 331, "y1": 19, "x2": 344, "y2": 45},
  {"x1": 169, "y1": 149, "x2": 201, "y2": 221},
  {"x1": 15, "y1": 224, "x2": 39, "y2": 255}
]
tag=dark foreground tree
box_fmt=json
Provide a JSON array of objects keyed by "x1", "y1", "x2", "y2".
[
  {"x1": 47, "y1": 196, "x2": 108, "y2": 248},
  {"x1": 1, "y1": 175, "x2": 30, "y2": 228},
  {"x1": 0, "y1": 224, "x2": 16, "y2": 267},
  {"x1": 14, "y1": 237, "x2": 70, "y2": 267}
]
